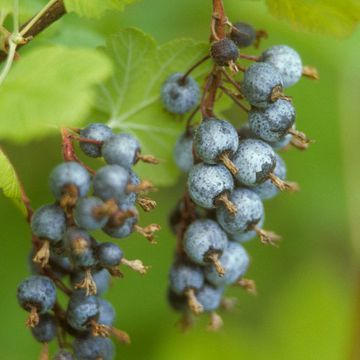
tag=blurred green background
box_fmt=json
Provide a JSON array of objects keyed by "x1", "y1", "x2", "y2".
[{"x1": 1, "y1": 0, "x2": 360, "y2": 359}]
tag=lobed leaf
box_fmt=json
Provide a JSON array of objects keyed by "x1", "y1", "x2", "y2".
[
  {"x1": 97, "y1": 28, "x2": 212, "y2": 186},
  {"x1": 0, "y1": 46, "x2": 112, "y2": 142},
  {"x1": 0, "y1": 148, "x2": 27, "y2": 215},
  {"x1": 64, "y1": 0, "x2": 136, "y2": 18},
  {"x1": 266, "y1": 0, "x2": 360, "y2": 38}
]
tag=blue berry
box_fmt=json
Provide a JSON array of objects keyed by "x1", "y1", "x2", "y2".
[
  {"x1": 183, "y1": 219, "x2": 228, "y2": 274},
  {"x1": 73, "y1": 335, "x2": 114, "y2": 360},
  {"x1": 196, "y1": 285, "x2": 224, "y2": 312},
  {"x1": 74, "y1": 197, "x2": 110, "y2": 231},
  {"x1": 97, "y1": 242, "x2": 123, "y2": 267},
  {"x1": 238, "y1": 123, "x2": 258, "y2": 140},
  {"x1": 249, "y1": 99, "x2": 296, "y2": 142},
  {"x1": 169, "y1": 263, "x2": 204, "y2": 295},
  {"x1": 17, "y1": 276, "x2": 56, "y2": 314},
  {"x1": 63, "y1": 228, "x2": 97, "y2": 268},
  {"x1": 66, "y1": 291, "x2": 99, "y2": 331},
  {"x1": 216, "y1": 188, "x2": 263, "y2": 234},
  {"x1": 49, "y1": 162, "x2": 90, "y2": 200},
  {"x1": 102, "y1": 133, "x2": 140, "y2": 169},
  {"x1": 71, "y1": 269, "x2": 110, "y2": 296},
  {"x1": 205, "y1": 242, "x2": 249, "y2": 287},
  {"x1": 161, "y1": 73, "x2": 200, "y2": 115},
  {"x1": 93, "y1": 165, "x2": 129, "y2": 201},
  {"x1": 98, "y1": 299, "x2": 116, "y2": 327},
  {"x1": 232, "y1": 139, "x2": 276, "y2": 186},
  {"x1": 230, "y1": 22, "x2": 256, "y2": 48},
  {"x1": 31, "y1": 313, "x2": 57, "y2": 343},
  {"x1": 194, "y1": 118, "x2": 239, "y2": 169},
  {"x1": 241, "y1": 62, "x2": 283, "y2": 108},
  {"x1": 253, "y1": 153, "x2": 286, "y2": 200},
  {"x1": 117, "y1": 170, "x2": 139, "y2": 207},
  {"x1": 187, "y1": 163, "x2": 234, "y2": 209},
  {"x1": 269, "y1": 132, "x2": 292, "y2": 149},
  {"x1": 210, "y1": 38, "x2": 239, "y2": 66},
  {"x1": 174, "y1": 132, "x2": 194, "y2": 172},
  {"x1": 31, "y1": 204, "x2": 66, "y2": 242},
  {"x1": 102, "y1": 206, "x2": 137, "y2": 239},
  {"x1": 230, "y1": 216, "x2": 264, "y2": 243},
  {"x1": 53, "y1": 349, "x2": 74, "y2": 360},
  {"x1": 79, "y1": 123, "x2": 113, "y2": 158},
  {"x1": 167, "y1": 288, "x2": 187, "y2": 312},
  {"x1": 261, "y1": 45, "x2": 302, "y2": 88}
]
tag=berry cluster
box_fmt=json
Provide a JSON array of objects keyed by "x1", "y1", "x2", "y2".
[
  {"x1": 17, "y1": 124, "x2": 159, "y2": 359},
  {"x1": 161, "y1": 5, "x2": 317, "y2": 330}
]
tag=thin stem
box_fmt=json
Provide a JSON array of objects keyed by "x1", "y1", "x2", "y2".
[
  {"x1": 219, "y1": 85, "x2": 250, "y2": 113},
  {"x1": 20, "y1": 0, "x2": 58, "y2": 36},
  {"x1": 13, "y1": 0, "x2": 19, "y2": 32},
  {"x1": 0, "y1": 40, "x2": 16, "y2": 86},
  {"x1": 180, "y1": 55, "x2": 210, "y2": 83},
  {"x1": 221, "y1": 69, "x2": 243, "y2": 93}
]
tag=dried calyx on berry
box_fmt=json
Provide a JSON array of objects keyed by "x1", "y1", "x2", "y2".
[{"x1": 18, "y1": 124, "x2": 157, "y2": 358}]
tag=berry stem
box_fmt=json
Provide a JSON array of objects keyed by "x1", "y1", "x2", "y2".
[
  {"x1": 302, "y1": 66, "x2": 319, "y2": 80},
  {"x1": 219, "y1": 85, "x2": 250, "y2": 113},
  {"x1": 239, "y1": 54, "x2": 260, "y2": 61},
  {"x1": 185, "y1": 288, "x2": 203, "y2": 315},
  {"x1": 180, "y1": 55, "x2": 211, "y2": 84},
  {"x1": 220, "y1": 69, "x2": 243, "y2": 93},
  {"x1": 215, "y1": 192, "x2": 237, "y2": 215},
  {"x1": 207, "y1": 311, "x2": 223, "y2": 331},
  {"x1": 218, "y1": 152, "x2": 239, "y2": 175},
  {"x1": 207, "y1": 252, "x2": 225, "y2": 277}
]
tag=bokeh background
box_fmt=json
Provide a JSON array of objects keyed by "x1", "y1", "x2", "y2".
[{"x1": 1, "y1": 0, "x2": 360, "y2": 359}]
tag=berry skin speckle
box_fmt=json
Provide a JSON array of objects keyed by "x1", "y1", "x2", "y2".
[{"x1": 210, "y1": 38, "x2": 239, "y2": 66}]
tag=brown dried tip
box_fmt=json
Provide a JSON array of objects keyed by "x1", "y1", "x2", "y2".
[
  {"x1": 74, "y1": 268, "x2": 97, "y2": 296},
  {"x1": 136, "y1": 152, "x2": 160, "y2": 164},
  {"x1": 207, "y1": 252, "x2": 225, "y2": 277},
  {"x1": 218, "y1": 152, "x2": 238, "y2": 175},
  {"x1": 254, "y1": 29, "x2": 268, "y2": 48},
  {"x1": 291, "y1": 138, "x2": 310, "y2": 151},
  {"x1": 302, "y1": 66, "x2": 319, "y2": 80},
  {"x1": 92, "y1": 199, "x2": 118, "y2": 218},
  {"x1": 39, "y1": 343, "x2": 49, "y2": 360},
  {"x1": 238, "y1": 278, "x2": 257, "y2": 295},
  {"x1": 90, "y1": 320, "x2": 111, "y2": 337},
  {"x1": 134, "y1": 224, "x2": 161, "y2": 244},
  {"x1": 252, "y1": 225, "x2": 282, "y2": 246},
  {"x1": 137, "y1": 196, "x2": 157, "y2": 212},
  {"x1": 268, "y1": 173, "x2": 300, "y2": 192},
  {"x1": 121, "y1": 258, "x2": 150, "y2": 275},
  {"x1": 185, "y1": 288, "x2": 203, "y2": 315},
  {"x1": 71, "y1": 237, "x2": 89, "y2": 255},
  {"x1": 127, "y1": 180, "x2": 156, "y2": 194},
  {"x1": 110, "y1": 208, "x2": 138, "y2": 227},
  {"x1": 111, "y1": 327, "x2": 131, "y2": 344},
  {"x1": 177, "y1": 312, "x2": 194, "y2": 333},
  {"x1": 215, "y1": 192, "x2": 237, "y2": 215},
  {"x1": 108, "y1": 266, "x2": 124, "y2": 278},
  {"x1": 270, "y1": 85, "x2": 292, "y2": 103},
  {"x1": 207, "y1": 312, "x2": 224, "y2": 332},
  {"x1": 60, "y1": 184, "x2": 78, "y2": 209},
  {"x1": 228, "y1": 60, "x2": 239, "y2": 73},
  {"x1": 32, "y1": 240, "x2": 50, "y2": 268},
  {"x1": 26, "y1": 306, "x2": 39, "y2": 328},
  {"x1": 221, "y1": 297, "x2": 238, "y2": 311},
  {"x1": 288, "y1": 128, "x2": 312, "y2": 147}
]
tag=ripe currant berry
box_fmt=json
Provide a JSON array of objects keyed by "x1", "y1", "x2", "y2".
[
  {"x1": 31, "y1": 313, "x2": 57, "y2": 343},
  {"x1": 79, "y1": 123, "x2": 113, "y2": 158},
  {"x1": 161, "y1": 73, "x2": 200, "y2": 114},
  {"x1": 53, "y1": 349, "x2": 74, "y2": 360},
  {"x1": 196, "y1": 284, "x2": 224, "y2": 312},
  {"x1": 73, "y1": 335, "x2": 114, "y2": 360},
  {"x1": 174, "y1": 132, "x2": 194, "y2": 172},
  {"x1": 210, "y1": 38, "x2": 239, "y2": 67},
  {"x1": 229, "y1": 22, "x2": 257, "y2": 48}
]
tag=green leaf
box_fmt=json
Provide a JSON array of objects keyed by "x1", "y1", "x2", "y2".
[
  {"x1": 97, "y1": 28, "x2": 211, "y2": 186},
  {"x1": 0, "y1": 46, "x2": 112, "y2": 142},
  {"x1": 64, "y1": 0, "x2": 135, "y2": 18},
  {"x1": 0, "y1": 147, "x2": 26, "y2": 216},
  {"x1": 266, "y1": 0, "x2": 360, "y2": 37}
]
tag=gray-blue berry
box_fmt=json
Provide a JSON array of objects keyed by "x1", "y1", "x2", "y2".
[
  {"x1": 216, "y1": 188, "x2": 263, "y2": 234},
  {"x1": 205, "y1": 242, "x2": 249, "y2": 287},
  {"x1": 73, "y1": 335, "x2": 114, "y2": 360},
  {"x1": 117, "y1": 170, "x2": 140, "y2": 207},
  {"x1": 79, "y1": 123, "x2": 113, "y2": 158},
  {"x1": 161, "y1": 73, "x2": 200, "y2": 115},
  {"x1": 97, "y1": 242, "x2": 123, "y2": 267},
  {"x1": 183, "y1": 219, "x2": 228, "y2": 273},
  {"x1": 169, "y1": 263, "x2": 204, "y2": 295},
  {"x1": 17, "y1": 275, "x2": 56, "y2": 313},
  {"x1": 49, "y1": 161, "x2": 90, "y2": 200},
  {"x1": 174, "y1": 132, "x2": 194, "y2": 172},
  {"x1": 241, "y1": 62, "x2": 283, "y2": 108},
  {"x1": 187, "y1": 163, "x2": 234, "y2": 209},
  {"x1": 53, "y1": 349, "x2": 74, "y2": 360},
  {"x1": 230, "y1": 216, "x2": 264, "y2": 243},
  {"x1": 102, "y1": 133, "x2": 140, "y2": 169},
  {"x1": 74, "y1": 197, "x2": 110, "y2": 231},
  {"x1": 93, "y1": 165, "x2": 129, "y2": 201},
  {"x1": 196, "y1": 285, "x2": 224, "y2": 312},
  {"x1": 31, "y1": 313, "x2": 57, "y2": 343},
  {"x1": 194, "y1": 118, "x2": 239, "y2": 169},
  {"x1": 249, "y1": 99, "x2": 296, "y2": 142},
  {"x1": 232, "y1": 139, "x2": 276, "y2": 186},
  {"x1": 31, "y1": 204, "x2": 66, "y2": 242},
  {"x1": 261, "y1": 45, "x2": 302, "y2": 88},
  {"x1": 98, "y1": 299, "x2": 116, "y2": 327}
]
